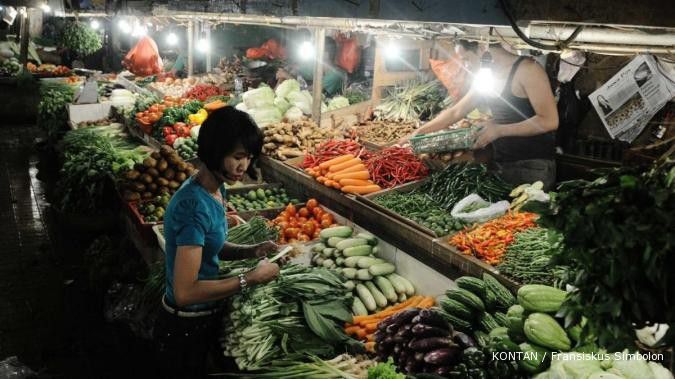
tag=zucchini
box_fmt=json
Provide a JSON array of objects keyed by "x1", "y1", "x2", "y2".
[
  {"x1": 356, "y1": 269, "x2": 373, "y2": 281},
  {"x1": 455, "y1": 276, "x2": 486, "y2": 298},
  {"x1": 440, "y1": 298, "x2": 473, "y2": 320},
  {"x1": 352, "y1": 297, "x2": 368, "y2": 316},
  {"x1": 355, "y1": 232, "x2": 378, "y2": 246},
  {"x1": 386, "y1": 274, "x2": 407, "y2": 295},
  {"x1": 319, "y1": 226, "x2": 353, "y2": 239},
  {"x1": 356, "y1": 283, "x2": 376, "y2": 312},
  {"x1": 344, "y1": 256, "x2": 361, "y2": 268},
  {"x1": 369, "y1": 263, "x2": 396, "y2": 276},
  {"x1": 342, "y1": 268, "x2": 357, "y2": 279},
  {"x1": 311, "y1": 243, "x2": 326, "y2": 253},
  {"x1": 343, "y1": 245, "x2": 373, "y2": 257},
  {"x1": 365, "y1": 281, "x2": 388, "y2": 308},
  {"x1": 389, "y1": 273, "x2": 415, "y2": 296},
  {"x1": 335, "y1": 238, "x2": 369, "y2": 251},
  {"x1": 344, "y1": 280, "x2": 355, "y2": 290},
  {"x1": 327, "y1": 237, "x2": 346, "y2": 248},
  {"x1": 374, "y1": 276, "x2": 397, "y2": 303},
  {"x1": 483, "y1": 273, "x2": 515, "y2": 309},
  {"x1": 357, "y1": 257, "x2": 385, "y2": 269},
  {"x1": 322, "y1": 248, "x2": 337, "y2": 258},
  {"x1": 446, "y1": 289, "x2": 485, "y2": 312}
]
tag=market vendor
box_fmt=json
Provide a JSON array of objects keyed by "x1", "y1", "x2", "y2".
[
  {"x1": 154, "y1": 107, "x2": 282, "y2": 378},
  {"x1": 401, "y1": 40, "x2": 559, "y2": 190}
]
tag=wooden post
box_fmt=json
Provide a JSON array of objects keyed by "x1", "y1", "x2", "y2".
[
  {"x1": 19, "y1": 8, "x2": 29, "y2": 66},
  {"x1": 187, "y1": 20, "x2": 194, "y2": 76},
  {"x1": 311, "y1": 28, "x2": 325, "y2": 124},
  {"x1": 205, "y1": 23, "x2": 212, "y2": 72}
]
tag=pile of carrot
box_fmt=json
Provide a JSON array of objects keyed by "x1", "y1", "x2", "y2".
[
  {"x1": 305, "y1": 154, "x2": 383, "y2": 195},
  {"x1": 343, "y1": 295, "x2": 435, "y2": 352}
]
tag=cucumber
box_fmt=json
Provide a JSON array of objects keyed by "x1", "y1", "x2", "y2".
[
  {"x1": 343, "y1": 245, "x2": 373, "y2": 257},
  {"x1": 335, "y1": 238, "x2": 369, "y2": 251},
  {"x1": 311, "y1": 243, "x2": 327, "y2": 253},
  {"x1": 365, "y1": 281, "x2": 388, "y2": 308},
  {"x1": 374, "y1": 276, "x2": 397, "y2": 303},
  {"x1": 344, "y1": 280, "x2": 356, "y2": 291},
  {"x1": 320, "y1": 226, "x2": 353, "y2": 239},
  {"x1": 342, "y1": 268, "x2": 357, "y2": 279},
  {"x1": 322, "y1": 248, "x2": 336, "y2": 258},
  {"x1": 355, "y1": 232, "x2": 378, "y2": 246},
  {"x1": 344, "y1": 256, "x2": 362, "y2": 268},
  {"x1": 352, "y1": 297, "x2": 368, "y2": 316},
  {"x1": 335, "y1": 257, "x2": 345, "y2": 266},
  {"x1": 357, "y1": 257, "x2": 385, "y2": 269},
  {"x1": 356, "y1": 284, "x2": 376, "y2": 312},
  {"x1": 372, "y1": 246, "x2": 380, "y2": 255},
  {"x1": 389, "y1": 273, "x2": 415, "y2": 296},
  {"x1": 369, "y1": 262, "x2": 396, "y2": 276},
  {"x1": 322, "y1": 259, "x2": 334, "y2": 268},
  {"x1": 386, "y1": 274, "x2": 407, "y2": 295},
  {"x1": 398, "y1": 293, "x2": 407, "y2": 303},
  {"x1": 327, "y1": 237, "x2": 346, "y2": 248},
  {"x1": 356, "y1": 269, "x2": 373, "y2": 281}
]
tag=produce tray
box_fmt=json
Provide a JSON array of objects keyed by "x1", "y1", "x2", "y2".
[
  {"x1": 356, "y1": 179, "x2": 452, "y2": 238},
  {"x1": 125, "y1": 200, "x2": 162, "y2": 248},
  {"x1": 227, "y1": 183, "x2": 303, "y2": 219},
  {"x1": 282, "y1": 155, "x2": 306, "y2": 172},
  {"x1": 153, "y1": 214, "x2": 246, "y2": 254}
]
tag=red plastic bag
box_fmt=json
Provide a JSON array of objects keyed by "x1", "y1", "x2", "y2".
[
  {"x1": 430, "y1": 55, "x2": 468, "y2": 101},
  {"x1": 122, "y1": 37, "x2": 163, "y2": 77},
  {"x1": 246, "y1": 47, "x2": 267, "y2": 60},
  {"x1": 335, "y1": 33, "x2": 361, "y2": 74},
  {"x1": 246, "y1": 39, "x2": 286, "y2": 61}
]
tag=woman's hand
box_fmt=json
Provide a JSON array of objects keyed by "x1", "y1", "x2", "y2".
[
  {"x1": 250, "y1": 241, "x2": 277, "y2": 258},
  {"x1": 247, "y1": 259, "x2": 280, "y2": 285},
  {"x1": 473, "y1": 121, "x2": 501, "y2": 150}
]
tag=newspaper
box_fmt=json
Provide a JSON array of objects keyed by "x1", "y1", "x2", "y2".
[{"x1": 590, "y1": 55, "x2": 675, "y2": 143}]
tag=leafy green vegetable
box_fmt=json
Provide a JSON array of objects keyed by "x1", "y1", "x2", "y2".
[
  {"x1": 367, "y1": 358, "x2": 405, "y2": 379},
  {"x1": 374, "y1": 79, "x2": 449, "y2": 121},
  {"x1": 59, "y1": 21, "x2": 102, "y2": 57},
  {"x1": 37, "y1": 82, "x2": 75, "y2": 139}
]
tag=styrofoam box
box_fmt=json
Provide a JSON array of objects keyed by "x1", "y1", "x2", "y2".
[{"x1": 68, "y1": 102, "x2": 112, "y2": 125}]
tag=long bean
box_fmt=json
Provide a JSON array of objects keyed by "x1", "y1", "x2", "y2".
[{"x1": 497, "y1": 227, "x2": 566, "y2": 285}]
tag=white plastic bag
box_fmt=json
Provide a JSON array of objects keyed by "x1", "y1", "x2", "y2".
[{"x1": 451, "y1": 194, "x2": 510, "y2": 223}]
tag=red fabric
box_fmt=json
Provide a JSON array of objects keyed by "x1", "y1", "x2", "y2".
[
  {"x1": 430, "y1": 55, "x2": 468, "y2": 101},
  {"x1": 122, "y1": 37, "x2": 163, "y2": 77},
  {"x1": 335, "y1": 33, "x2": 361, "y2": 74}
]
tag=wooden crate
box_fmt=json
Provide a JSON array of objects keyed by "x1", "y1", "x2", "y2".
[{"x1": 320, "y1": 100, "x2": 373, "y2": 130}]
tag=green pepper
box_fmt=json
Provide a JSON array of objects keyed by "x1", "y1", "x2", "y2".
[
  {"x1": 462, "y1": 347, "x2": 485, "y2": 370},
  {"x1": 448, "y1": 363, "x2": 469, "y2": 379}
]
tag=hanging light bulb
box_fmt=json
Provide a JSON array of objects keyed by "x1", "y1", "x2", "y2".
[
  {"x1": 39, "y1": 3, "x2": 51, "y2": 13},
  {"x1": 197, "y1": 37, "x2": 209, "y2": 53},
  {"x1": 90, "y1": 19, "x2": 100, "y2": 30},
  {"x1": 118, "y1": 19, "x2": 131, "y2": 34},
  {"x1": 384, "y1": 41, "x2": 400, "y2": 60},
  {"x1": 474, "y1": 51, "x2": 496, "y2": 94},
  {"x1": 131, "y1": 21, "x2": 147, "y2": 37},
  {"x1": 166, "y1": 32, "x2": 178, "y2": 46},
  {"x1": 298, "y1": 41, "x2": 314, "y2": 61}
]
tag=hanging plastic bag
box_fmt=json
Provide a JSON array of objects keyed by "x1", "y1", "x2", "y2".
[
  {"x1": 430, "y1": 55, "x2": 467, "y2": 101},
  {"x1": 451, "y1": 194, "x2": 510, "y2": 223},
  {"x1": 122, "y1": 36, "x2": 163, "y2": 77},
  {"x1": 335, "y1": 33, "x2": 361, "y2": 74}
]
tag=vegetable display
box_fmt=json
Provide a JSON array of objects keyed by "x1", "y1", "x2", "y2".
[
  {"x1": 417, "y1": 163, "x2": 512, "y2": 211},
  {"x1": 227, "y1": 187, "x2": 296, "y2": 212},
  {"x1": 305, "y1": 154, "x2": 383, "y2": 194},
  {"x1": 27, "y1": 63, "x2": 71, "y2": 77},
  {"x1": 242, "y1": 354, "x2": 377, "y2": 379},
  {"x1": 237, "y1": 81, "x2": 313, "y2": 126},
  {"x1": 271, "y1": 200, "x2": 337, "y2": 244},
  {"x1": 174, "y1": 136, "x2": 198, "y2": 160},
  {"x1": 261, "y1": 117, "x2": 339, "y2": 160},
  {"x1": 134, "y1": 97, "x2": 188, "y2": 135},
  {"x1": 354, "y1": 120, "x2": 418, "y2": 146},
  {"x1": 540, "y1": 161, "x2": 675, "y2": 350},
  {"x1": 221, "y1": 264, "x2": 357, "y2": 370},
  {"x1": 365, "y1": 147, "x2": 429, "y2": 189},
  {"x1": 37, "y1": 82, "x2": 75, "y2": 138},
  {"x1": 59, "y1": 21, "x2": 102, "y2": 57},
  {"x1": 301, "y1": 139, "x2": 373, "y2": 169},
  {"x1": 374, "y1": 80, "x2": 449, "y2": 122},
  {"x1": 182, "y1": 83, "x2": 226, "y2": 102},
  {"x1": 0, "y1": 58, "x2": 22, "y2": 76},
  {"x1": 496, "y1": 227, "x2": 566, "y2": 286},
  {"x1": 310, "y1": 227, "x2": 418, "y2": 316},
  {"x1": 227, "y1": 216, "x2": 279, "y2": 245},
  {"x1": 119, "y1": 145, "x2": 196, "y2": 202},
  {"x1": 373, "y1": 192, "x2": 466, "y2": 237},
  {"x1": 134, "y1": 193, "x2": 171, "y2": 223},
  {"x1": 450, "y1": 212, "x2": 538, "y2": 265},
  {"x1": 533, "y1": 350, "x2": 673, "y2": 379}
]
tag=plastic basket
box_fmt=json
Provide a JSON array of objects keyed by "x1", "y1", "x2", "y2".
[{"x1": 410, "y1": 127, "x2": 478, "y2": 154}]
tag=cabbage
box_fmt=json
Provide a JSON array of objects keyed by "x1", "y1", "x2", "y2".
[
  {"x1": 274, "y1": 97, "x2": 292, "y2": 113},
  {"x1": 588, "y1": 373, "x2": 625, "y2": 379},
  {"x1": 242, "y1": 86, "x2": 275, "y2": 109},
  {"x1": 235, "y1": 102, "x2": 248, "y2": 112},
  {"x1": 611, "y1": 351, "x2": 655, "y2": 379},
  {"x1": 247, "y1": 106, "x2": 282, "y2": 127},
  {"x1": 326, "y1": 96, "x2": 350, "y2": 111},
  {"x1": 648, "y1": 362, "x2": 674, "y2": 379},
  {"x1": 275, "y1": 79, "x2": 300, "y2": 99},
  {"x1": 287, "y1": 90, "x2": 313, "y2": 115},
  {"x1": 190, "y1": 125, "x2": 201, "y2": 139},
  {"x1": 284, "y1": 106, "x2": 304, "y2": 122}
]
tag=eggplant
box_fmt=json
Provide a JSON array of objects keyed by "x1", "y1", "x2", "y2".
[
  {"x1": 435, "y1": 366, "x2": 452, "y2": 376},
  {"x1": 409, "y1": 337, "x2": 453, "y2": 352},
  {"x1": 386, "y1": 323, "x2": 400, "y2": 335},
  {"x1": 452, "y1": 331, "x2": 477, "y2": 349},
  {"x1": 423, "y1": 346, "x2": 462, "y2": 365},
  {"x1": 411, "y1": 323, "x2": 451, "y2": 338},
  {"x1": 417, "y1": 309, "x2": 452, "y2": 330},
  {"x1": 414, "y1": 352, "x2": 425, "y2": 362},
  {"x1": 405, "y1": 356, "x2": 422, "y2": 374},
  {"x1": 378, "y1": 315, "x2": 396, "y2": 331},
  {"x1": 423, "y1": 364, "x2": 438, "y2": 373},
  {"x1": 374, "y1": 330, "x2": 385, "y2": 343},
  {"x1": 388, "y1": 308, "x2": 421, "y2": 325},
  {"x1": 393, "y1": 324, "x2": 413, "y2": 342},
  {"x1": 398, "y1": 350, "x2": 409, "y2": 364},
  {"x1": 381, "y1": 335, "x2": 395, "y2": 348},
  {"x1": 393, "y1": 343, "x2": 403, "y2": 355}
]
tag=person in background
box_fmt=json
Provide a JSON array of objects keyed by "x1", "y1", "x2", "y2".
[
  {"x1": 154, "y1": 107, "x2": 282, "y2": 378},
  {"x1": 278, "y1": 37, "x2": 347, "y2": 97},
  {"x1": 164, "y1": 50, "x2": 187, "y2": 78},
  {"x1": 401, "y1": 40, "x2": 559, "y2": 190}
]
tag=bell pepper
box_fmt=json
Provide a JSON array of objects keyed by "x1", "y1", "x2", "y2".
[
  {"x1": 165, "y1": 134, "x2": 178, "y2": 146},
  {"x1": 162, "y1": 127, "x2": 175, "y2": 138}
]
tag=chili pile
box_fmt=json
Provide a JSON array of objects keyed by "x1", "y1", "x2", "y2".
[
  {"x1": 365, "y1": 147, "x2": 429, "y2": 188},
  {"x1": 301, "y1": 139, "x2": 372, "y2": 168}
]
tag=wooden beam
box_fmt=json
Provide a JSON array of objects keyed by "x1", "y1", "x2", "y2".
[
  {"x1": 311, "y1": 28, "x2": 325, "y2": 124},
  {"x1": 205, "y1": 23, "x2": 212, "y2": 72},
  {"x1": 187, "y1": 20, "x2": 194, "y2": 76}
]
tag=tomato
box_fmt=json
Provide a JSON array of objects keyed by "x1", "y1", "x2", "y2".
[
  {"x1": 306, "y1": 198, "x2": 319, "y2": 211},
  {"x1": 149, "y1": 104, "x2": 160, "y2": 112},
  {"x1": 312, "y1": 207, "x2": 324, "y2": 219},
  {"x1": 312, "y1": 229, "x2": 321, "y2": 239},
  {"x1": 288, "y1": 238, "x2": 298, "y2": 244},
  {"x1": 321, "y1": 213, "x2": 334, "y2": 225},
  {"x1": 297, "y1": 233, "x2": 311, "y2": 242},
  {"x1": 278, "y1": 211, "x2": 290, "y2": 219},
  {"x1": 298, "y1": 207, "x2": 310, "y2": 218},
  {"x1": 284, "y1": 227, "x2": 300, "y2": 239},
  {"x1": 320, "y1": 219, "x2": 332, "y2": 229},
  {"x1": 297, "y1": 217, "x2": 308, "y2": 224},
  {"x1": 135, "y1": 112, "x2": 144, "y2": 119},
  {"x1": 277, "y1": 221, "x2": 289, "y2": 230},
  {"x1": 289, "y1": 220, "x2": 299, "y2": 228},
  {"x1": 301, "y1": 222, "x2": 315, "y2": 236}
]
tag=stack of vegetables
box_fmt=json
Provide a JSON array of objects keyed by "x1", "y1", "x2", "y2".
[
  {"x1": 221, "y1": 264, "x2": 357, "y2": 370},
  {"x1": 300, "y1": 139, "x2": 372, "y2": 169},
  {"x1": 305, "y1": 154, "x2": 382, "y2": 195},
  {"x1": 374, "y1": 80, "x2": 449, "y2": 122},
  {"x1": 374, "y1": 192, "x2": 467, "y2": 237},
  {"x1": 235, "y1": 80, "x2": 313, "y2": 127},
  {"x1": 261, "y1": 117, "x2": 339, "y2": 160},
  {"x1": 228, "y1": 187, "x2": 298, "y2": 212},
  {"x1": 497, "y1": 227, "x2": 566, "y2": 286},
  {"x1": 119, "y1": 145, "x2": 197, "y2": 202},
  {"x1": 37, "y1": 82, "x2": 76, "y2": 138},
  {"x1": 309, "y1": 226, "x2": 417, "y2": 316},
  {"x1": 242, "y1": 354, "x2": 377, "y2": 378},
  {"x1": 152, "y1": 100, "x2": 204, "y2": 143},
  {"x1": 534, "y1": 349, "x2": 673, "y2": 379},
  {"x1": 227, "y1": 216, "x2": 279, "y2": 245},
  {"x1": 149, "y1": 77, "x2": 199, "y2": 98},
  {"x1": 270, "y1": 200, "x2": 337, "y2": 244},
  {"x1": 450, "y1": 212, "x2": 538, "y2": 265},
  {"x1": 173, "y1": 135, "x2": 199, "y2": 160},
  {"x1": 354, "y1": 119, "x2": 418, "y2": 147},
  {"x1": 134, "y1": 96, "x2": 189, "y2": 135},
  {"x1": 134, "y1": 193, "x2": 171, "y2": 223},
  {"x1": 182, "y1": 83, "x2": 226, "y2": 102},
  {"x1": 365, "y1": 147, "x2": 429, "y2": 189}
]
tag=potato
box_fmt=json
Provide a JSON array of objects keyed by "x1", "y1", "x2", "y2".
[
  {"x1": 142, "y1": 192, "x2": 153, "y2": 199},
  {"x1": 157, "y1": 177, "x2": 169, "y2": 187},
  {"x1": 151, "y1": 151, "x2": 161, "y2": 160},
  {"x1": 163, "y1": 168, "x2": 175, "y2": 180},
  {"x1": 167, "y1": 153, "x2": 182, "y2": 166},
  {"x1": 156, "y1": 159, "x2": 168, "y2": 172},
  {"x1": 168, "y1": 180, "x2": 180, "y2": 189},
  {"x1": 133, "y1": 163, "x2": 146, "y2": 172},
  {"x1": 130, "y1": 181, "x2": 146, "y2": 192},
  {"x1": 175, "y1": 172, "x2": 187, "y2": 182},
  {"x1": 158, "y1": 186, "x2": 170, "y2": 194},
  {"x1": 125, "y1": 170, "x2": 141, "y2": 181},
  {"x1": 143, "y1": 157, "x2": 157, "y2": 168},
  {"x1": 160, "y1": 145, "x2": 174, "y2": 157},
  {"x1": 176, "y1": 161, "x2": 187, "y2": 172},
  {"x1": 123, "y1": 190, "x2": 141, "y2": 202},
  {"x1": 147, "y1": 167, "x2": 160, "y2": 177},
  {"x1": 140, "y1": 173, "x2": 153, "y2": 184},
  {"x1": 147, "y1": 183, "x2": 158, "y2": 192}
]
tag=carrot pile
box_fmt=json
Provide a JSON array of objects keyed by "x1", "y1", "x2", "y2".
[
  {"x1": 300, "y1": 140, "x2": 372, "y2": 169},
  {"x1": 344, "y1": 295, "x2": 435, "y2": 352},
  {"x1": 365, "y1": 147, "x2": 429, "y2": 189},
  {"x1": 450, "y1": 212, "x2": 538, "y2": 265},
  {"x1": 305, "y1": 154, "x2": 383, "y2": 195}
]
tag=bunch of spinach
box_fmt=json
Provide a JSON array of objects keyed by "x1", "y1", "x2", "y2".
[
  {"x1": 59, "y1": 21, "x2": 102, "y2": 57},
  {"x1": 37, "y1": 83, "x2": 75, "y2": 139},
  {"x1": 541, "y1": 159, "x2": 675, "y2": 350}
]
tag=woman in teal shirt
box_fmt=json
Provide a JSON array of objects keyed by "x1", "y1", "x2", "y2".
[{"x1": 155, "y1": 107, "x2": 281, "y2": 378}]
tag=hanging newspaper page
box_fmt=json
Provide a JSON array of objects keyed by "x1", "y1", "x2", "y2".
[{"x1": 590, "y1": 55, "x2": 675, "y2": 143}]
